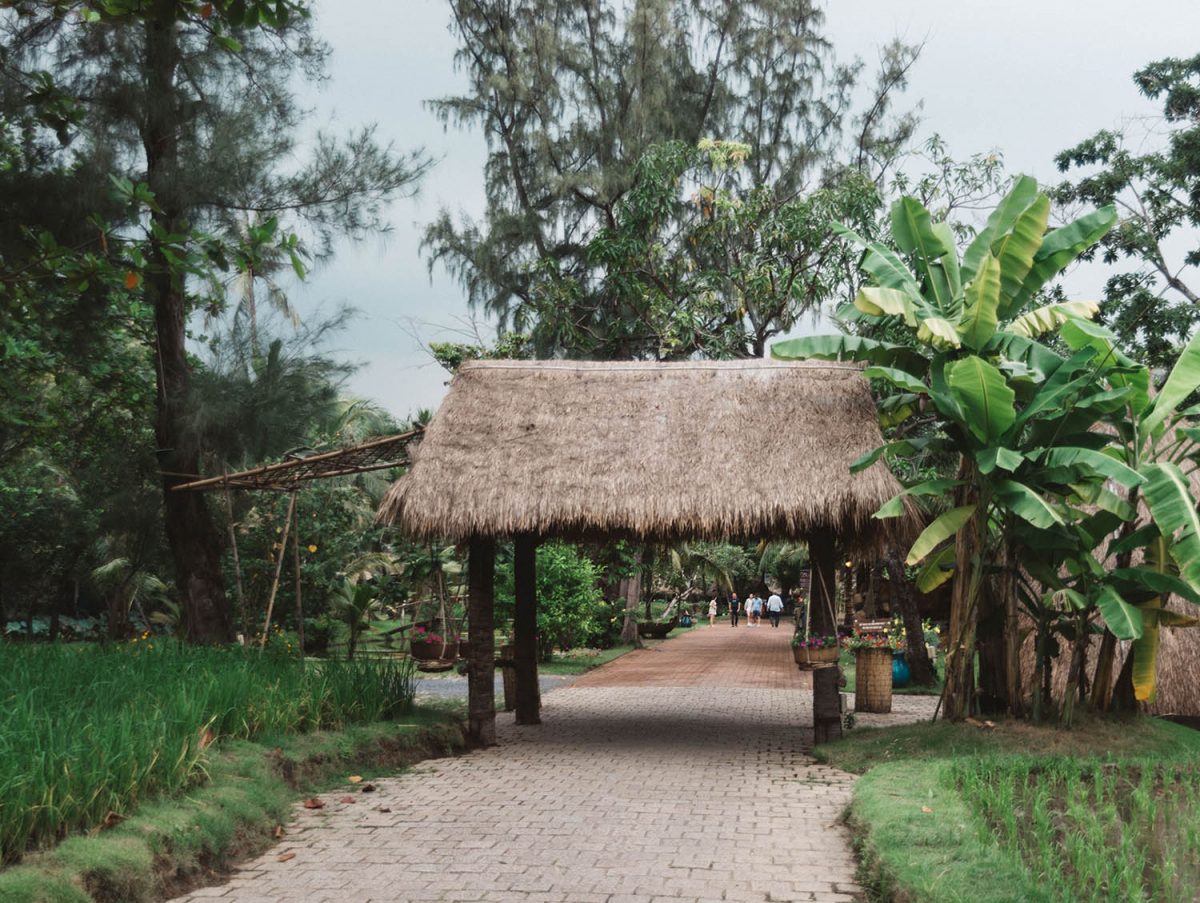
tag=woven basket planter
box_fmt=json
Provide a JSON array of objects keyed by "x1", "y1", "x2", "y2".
[
  {"x1": 793, "y1": 645, "x2": 840, "y2": 667},
  {"x1": 854, "y1": 647, "x2": 893, "y2": 713},
  {"x1": 409, "y1": 639, "x2": 461, "y2": 662}
]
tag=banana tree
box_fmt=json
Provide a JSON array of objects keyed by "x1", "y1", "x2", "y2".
[{"x1": 774, "y1": 176, "x2": 1119, "y2": 720}]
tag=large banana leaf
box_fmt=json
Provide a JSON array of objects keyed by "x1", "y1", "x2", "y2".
[
  {"x1": 932, "y1": 221, "x2": 962, "y2": 301},
  {"x1": 1060, "y1": 317, "x2": 1151, "y2": 414},
  {"x1": 1109, "y1": 568, "x2": 1200, "y2": 607},
  {"x1": 863, "y1": 365, "x2": 928, "y2": 395},
  {"x1": 1095, "y1": 586, "x2": 1144, "y2": 640},
  {"x1": 1007, "y1": 301, "x2": 1100, "y2": 339},
  {"x1": 959, "y1": 252, "x2": 1001, "y2": 349},
  {"x1": 770, "y1": 334, "x2": 927, "y2": 373},
  {"x1": 855, "y1": 286, "x2": 918, "y2": 324},
  {"x1": 915, "y1": 544, "x2": 956, "y2": 592},
  {"x1": 961, "y1": 175, "x2": 1040, "y2": 282},
  {"x1": 993, "y1": 193, "x2": 1050, "y2": 317},
  {"x1": 873, "y1": 477, "x2": 965, "y2": 518},
  {"x1": 891, "y1": 197, "x2": 955, "y2": 314},
  {"x1": 985, "y1": 332, "x2": 1068, "y2": 383},
  {"x1": 1140, "y1": 462, "x2": 1200, "y2": 589},
  {"x1": 946, "y1": 355, "x2": 1016, "y2": 444},
  {"x1": 1132, "y1": 597, "x2": 1161, "y2": 703},
  {"x1": 1009, "y1": 205, "x2": 1117, "y2": 314},
  {"x1": 1141, "y1": 325, "x2": 1200, "y2": 438},
  {"x1": 1012, "y1": 348, "x2": 1100, "y2": 427},
  {"x1": 1039, "y1": 446, "x2": 1145, "y2": 490},
  {"x1": 906, "y1": 504, "x2": 976, "y2": 566},
  {"x1": 994, "y1": 479, "x2": 1065, "y2": 528},
  {"x1": 917, "y1": 317, "x2": 962, "y2": 350},
  {"x1": 976, "y1": 446, "x2": 1025, "y2": 474},
  {"x1": 850, "y1": 438, "x2": 926, "y2": 474},
  {"x1": 833, "y1": 222, "x2": 923, "y2": 296}
]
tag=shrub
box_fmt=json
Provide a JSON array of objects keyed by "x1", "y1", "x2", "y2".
[{"x1": 496, "y1": 542, "x2": 606, "y2": 660}]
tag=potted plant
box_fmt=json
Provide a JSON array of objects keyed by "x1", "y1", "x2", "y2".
[
  {"x1": 791, "y1": 633, "x2": 841, "y2": 666},
  {"x1": 846, "y1": 632, "x2": 896, "y2": 713},
  {"x1": 409, "y1": 624, "x2": 461, "y2": 661}
]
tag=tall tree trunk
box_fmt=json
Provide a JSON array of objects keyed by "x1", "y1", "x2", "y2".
[
  {"x1": 943, "y1": 459, "x2": 982, "y2": 721},
  {"x1": 885, "y1": 552, "x2": 935, "y2": 686},
  {"x1": 1002, "y1": 546, "x2": 1024, "y2": 718},
  {"x1": 808, "y1": 529, "x2": 838, "y2": 638},
  {"x1": 467, "y1": 536, "x2": 497, "y2": 746},
  {"x1": 976, "y1": 575, "x2": 1007, "y2": 715},
  {"x1": 513, "y1": 534, "x2": 541, "y2": 725},
  {"x1": 143, "y1": 7, "x2": 231, "y2": 643},
  {"x1": 619, "y1": 548, "x2": 643, "y2": 646}
]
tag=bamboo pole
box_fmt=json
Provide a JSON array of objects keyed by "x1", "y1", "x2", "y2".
[
  {"x1": 260, "y1": 490, "x2": 297, "y2": 648},
  {"x1": 513, "y1": 533, "x2": 541, "y2": 725},
  {"x1": 223, "y1": 483, "x2": 250, "y2": 643}
]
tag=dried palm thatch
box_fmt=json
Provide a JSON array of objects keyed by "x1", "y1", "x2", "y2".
[{"x1": 378, "y1": 359, "x2": 909, "y2": 547}]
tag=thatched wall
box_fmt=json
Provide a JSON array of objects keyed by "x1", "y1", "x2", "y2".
[{"x1": 378, "y1": 359, "x2": 906, "y2": 546}]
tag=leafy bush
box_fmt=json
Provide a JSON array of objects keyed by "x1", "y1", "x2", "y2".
[{"x1": 496, "y1": 542, "x2": 606, "y2": 660}]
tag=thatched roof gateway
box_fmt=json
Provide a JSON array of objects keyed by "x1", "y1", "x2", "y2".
[{"x1": 378, "y1": 359, "x2": 905, "y2": 546}]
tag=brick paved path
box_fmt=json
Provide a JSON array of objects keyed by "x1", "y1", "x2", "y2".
[{"x1": 173, "y1": 625, "x2": 935, "y2": 903}]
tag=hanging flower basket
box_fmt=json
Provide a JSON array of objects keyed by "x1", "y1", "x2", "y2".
[
  {"x1": 793, "y1": 645, "x2": 840, "y2": 666},
  {"x1": 409, "y1": 626, "x2": 460, "y2": 661},
  {"x1": 637, "y1": 618, "x2": 678, "y2": 639}
]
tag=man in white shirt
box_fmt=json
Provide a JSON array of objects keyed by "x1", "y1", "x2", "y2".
[{"x1": 766, "y1": 592, "x2": 784, "y2": 628}]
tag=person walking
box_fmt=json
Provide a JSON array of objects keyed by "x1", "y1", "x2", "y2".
[
  {"x1": 708, "y1": 596, "x2": 718, "y2": 627},
  {"x1": 749, "y1": 593, "x2": 763, "y2": 627},
  {"x1": 729, "y1": 592, "x2": 740, "y2": 627},
  {"x1": 766, "y1": 591, "x2": 783, "y2": 628}
]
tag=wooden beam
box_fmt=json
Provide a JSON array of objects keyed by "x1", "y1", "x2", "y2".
[
  {"x1": 809, "y1": 528, "x2": 838, "y2": 639},
  {"x1": 467, "y1": 535, "x2": 497, "y2": 746},
  {"x1": 260, "y1": 490, "x2": 297, "y2": 647},
  {"x1": 513, "y1": 533, "x2": 541, "y2": 725}
]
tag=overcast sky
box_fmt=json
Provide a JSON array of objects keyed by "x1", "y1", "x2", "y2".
[{"x1": 282, "y1": 0, "x2": 1200, "y2": 422}]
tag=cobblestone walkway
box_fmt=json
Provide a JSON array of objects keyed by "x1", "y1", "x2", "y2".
[{"x1": 172, "y1": 626, "x2": 936, "y2": 903}]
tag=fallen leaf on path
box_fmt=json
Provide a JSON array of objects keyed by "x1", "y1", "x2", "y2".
[
  {"x1": 302, "y1": 798, "x2": 324, "y2": 810},
  {"x1": 348, "y1": 775, "x2": 363, "y2": 784},
  {"x1": 339, "y1": 795, "x2": 357, "y2": 804},
  {"x1": 360, "y1": 783, "x2": 376, "y2": 793},
  {"x1": 376, "y1": 807, "x2": 391, "y2": 813},
  {"x1": 274, "y1": 825, "x2": 285, "y2": 839},
  {"x1": 277, "y1": 852, "x2": 296, "y2": 863}
]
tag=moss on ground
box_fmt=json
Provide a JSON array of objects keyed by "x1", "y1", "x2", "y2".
[{"x1": 0, "y1": 712, "x2": 465, "y2": 903}]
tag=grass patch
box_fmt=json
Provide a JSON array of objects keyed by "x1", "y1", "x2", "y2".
[
  {"x1": 538, "y1": 644, "x2": 638, "y2": 675},
  {"x1": 0, "y1": 642, "x2": 417, "y2": 861},
  {"x1": 815, "y1": 717, "x2": 1200, "y2": 903},
  {"x1": 0, "y1": 710, "x2": 465, "y2": 903}
]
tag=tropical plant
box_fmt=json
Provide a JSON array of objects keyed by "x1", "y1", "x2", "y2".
[
  {"x1": 328, "y1": 579, "x2": 383, "y2": 660},
  {"x1": 773, "y1": 175, "x2": 1131, "y2": 721}
]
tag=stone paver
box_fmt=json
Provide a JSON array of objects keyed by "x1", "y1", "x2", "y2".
[{"x1": 171, "y1": 625, "x2": 936, "y2": 903}]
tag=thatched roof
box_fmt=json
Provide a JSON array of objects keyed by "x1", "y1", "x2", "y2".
[{"x1": 378, "y1": 359, "x2": 907, "y2": 546}]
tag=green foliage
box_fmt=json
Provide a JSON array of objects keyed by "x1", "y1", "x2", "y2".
[
  {"x1": 0, "y1": 642, "x2": 416, "y2": 860},
  {"x1": 496, "y1": 543, "x2": 607, "y2": 660},
  {"x1": 1054, "y1": 54, "x2": 1200, "y2": 368},
  {"x1": 426, "y1": 0, "x2": 919, "y2": 357}
]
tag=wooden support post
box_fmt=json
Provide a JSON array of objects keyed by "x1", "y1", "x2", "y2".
[
  {"x1": 260, "y1": 490, "x2": 296, "y2": 647},
  {"x1": 513, "y1": 533, "x2": 541, "y2": 725},
  {"x1": 812, "y1": 665, "x2": 843, "y2": 745},
  {"x1": 223, "y1": 484, "x2": 249, "y2": 642},
  {"x1": 292, "y1": 494, "x2": 305, "y2": 662},
  {"x1": 467, "y1": 535, "x2": 497, "y2": 746},
  {"x1": 809, "y1": 528, "x2": 838, "y2": 638}
]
